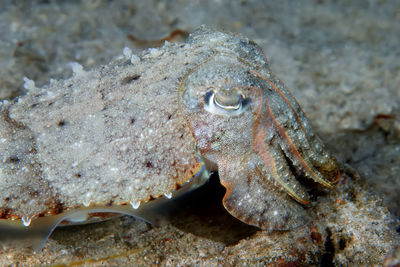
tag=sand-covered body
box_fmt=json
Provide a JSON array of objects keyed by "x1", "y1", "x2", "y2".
[
  {"x1": 0, "y1": 27, "x2": 339, "y2": 241},
  {"x1": 0, "y1": 33, "x2": 210, "y2": 225}
]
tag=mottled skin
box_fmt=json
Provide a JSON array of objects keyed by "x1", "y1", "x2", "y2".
[
  {"x1": 180, "y1": 28, "x2": 339, "y2": 230},
  {"x1": 0, "y1": 27, "x2": 339, "y2": 238}
]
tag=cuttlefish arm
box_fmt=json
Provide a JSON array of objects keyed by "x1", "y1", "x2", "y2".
[{"x1": 250, "y1": 70, "x2": 340, "y2": 187}]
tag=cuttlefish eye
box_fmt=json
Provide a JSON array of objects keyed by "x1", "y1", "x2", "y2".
[{"x1": 204, "y1": 88, "x2": 249, "y2": 116}]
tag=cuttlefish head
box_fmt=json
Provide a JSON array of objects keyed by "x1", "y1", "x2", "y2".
[{"x1": 179, "y1": 38, "x2": 340, "y2": 230}]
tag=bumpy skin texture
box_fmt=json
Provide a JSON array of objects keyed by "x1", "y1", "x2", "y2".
[
  {"x1": 0, "y1": 26, "x2": 339, "y2": 231},
  {"x1": 0, "y1": 32, "x2": 209, "y2": 222}
]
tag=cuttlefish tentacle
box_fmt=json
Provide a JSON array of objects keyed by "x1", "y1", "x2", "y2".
[{"x1": 217, "y1": 155, "x2": 309, "y2": 230}]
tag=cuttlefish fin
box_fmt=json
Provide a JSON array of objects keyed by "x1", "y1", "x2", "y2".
[
  {"x1": 2, "y1": 203, "x2": 170, "y2": 252},
  {"x1": 0, "y1": 214, "x2": 67, "y2": 252},
  {"x1": 218, "y1": 156, "x2": 309, "y2": 230}
]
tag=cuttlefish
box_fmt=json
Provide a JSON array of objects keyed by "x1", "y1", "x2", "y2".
[{"x1": 0, "y1": 26, "x2": 339, "y2": 248}]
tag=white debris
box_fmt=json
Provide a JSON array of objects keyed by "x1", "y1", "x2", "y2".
[
  {"x1": 130, "y1": 200, "x2": 141, "y2": 209},
  {"x1": 83, "y1": 193, "x2": 92, "y2": 207},
  {"x1": 22, "y1": 216, "x2": 31, "y2": 227},
  {"x1": 23, "y1": 77, "x2": 36, "y2": 91},
  {"x1": 149, "y1": 48, "x2": 159, "y2": 55},
  {"x1": 144, "y1": 48, "x2": 163, "y2": 59},
  {"x1": 123, "y1": 46, "x2": 132, "y2": 58},
  {"x1": 130, "y1": 54, "x2": 140, "y2": 64},
  {"x1": 164, "y1": 192, "x2": 172, "y2": 199},
  {"x1": 69, "y1": 62, "x2": 84, "y2": 75}
]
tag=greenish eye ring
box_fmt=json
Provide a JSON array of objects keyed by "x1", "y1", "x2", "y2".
[{"x1": 204, "y1": 88, "x2": 249, "y2": 116}]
